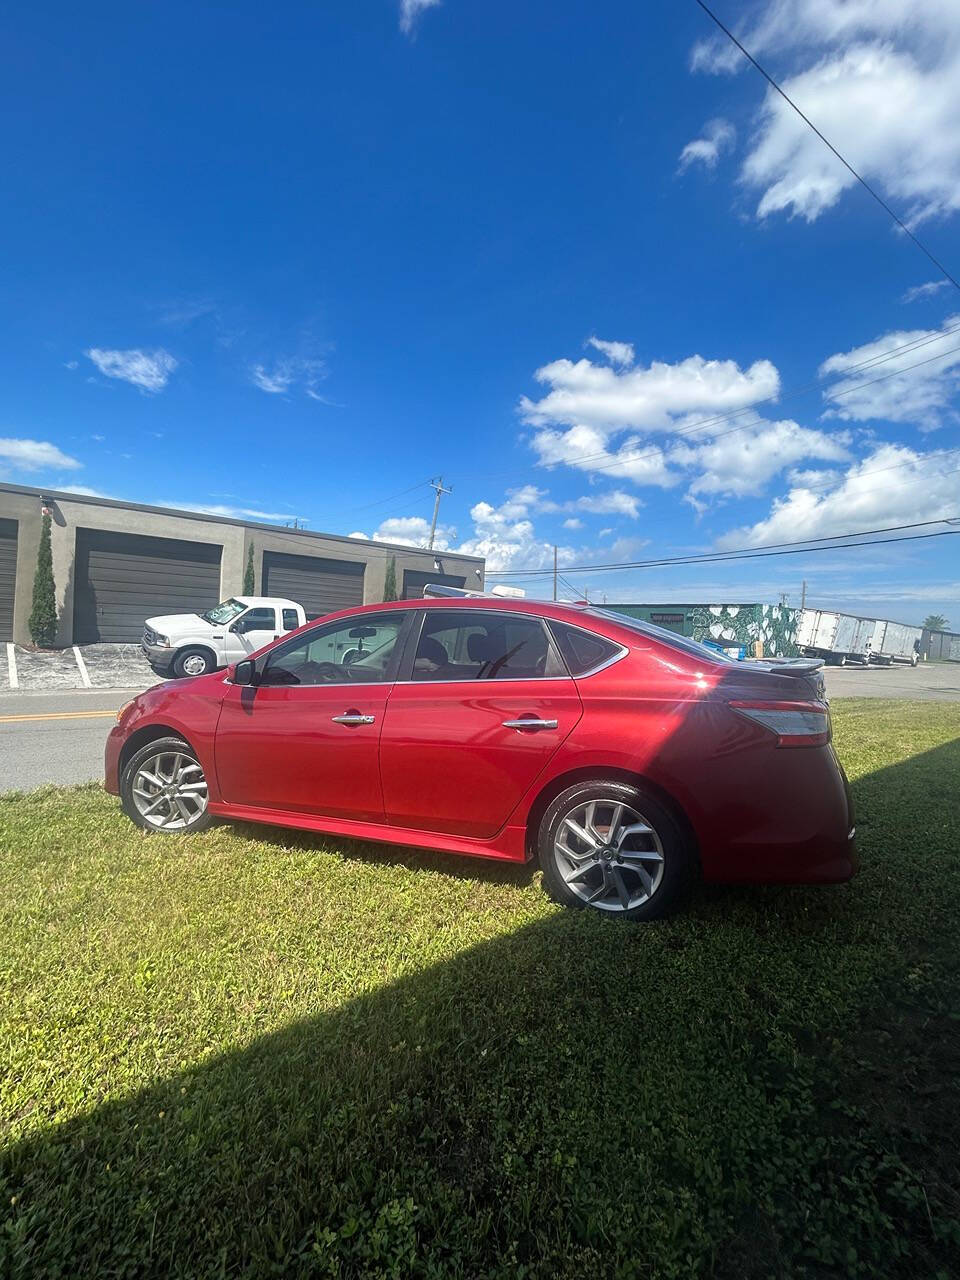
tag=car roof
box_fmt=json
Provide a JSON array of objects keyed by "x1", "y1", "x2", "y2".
[{"x1": 234, "y1": 596, "x2": 301, "y2": 609}]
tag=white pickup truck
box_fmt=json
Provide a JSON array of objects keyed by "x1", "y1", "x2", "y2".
[{"x1": 141, "y1": 596, "x2": 307, "y2": 678}]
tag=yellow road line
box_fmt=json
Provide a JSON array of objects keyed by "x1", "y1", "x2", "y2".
[{"x1": 0, "y1": 710, "x2": 118, "y2": 724}]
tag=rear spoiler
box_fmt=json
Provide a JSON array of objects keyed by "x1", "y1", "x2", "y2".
[{"x1": 753, "y1": 658, "x2": 824, "y2": 675}]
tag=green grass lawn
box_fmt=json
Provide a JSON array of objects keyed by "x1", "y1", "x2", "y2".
[{"x1": 2, "y1": 700, "x2": 959, "y2": 1278}]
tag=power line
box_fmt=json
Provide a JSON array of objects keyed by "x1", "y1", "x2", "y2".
[
  {"x1": 692, "y1": 0, "x2": 960, "y2": 294},
  {"x1": 487, "y1": 514, "x2": 960, "y2": 578},
  {"x1": 340, "y1": 479, "x2": 433, "y2": 515}
]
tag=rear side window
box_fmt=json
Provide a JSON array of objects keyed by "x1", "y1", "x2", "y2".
[
  {"x1": 281, "y1": 608, "x2": 299, "y2": 631},
  {"x1": 411, "y1": 610, "x2": 565, "y2": 681},
  {"x1": 549, "y1": 620, "x2": 623, "y2": 676}
]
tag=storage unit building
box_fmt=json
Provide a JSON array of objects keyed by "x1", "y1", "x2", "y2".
[
  {"x1": 401, "y1": 568, "x2": 467, "y2": 599},
  {"x1": 922, "y1": 628, "x2": 960, "y2": 662},
  {"x1": 0, "y1": 482, "x2": 485, "y2": 647}
]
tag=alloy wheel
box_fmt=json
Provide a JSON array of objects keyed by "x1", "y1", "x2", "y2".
[
  {"x1": 131, "y1": 750, "x2": 209, "y2": 830},
  {"x1": 554, "y1": 798, "x2": 664, "y2": 913},
  {"x1": 181, "y1": 653, "x2": 209, "y2": 677}
]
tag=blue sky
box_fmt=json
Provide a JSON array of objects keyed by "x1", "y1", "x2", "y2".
[{"x1": 2, "y1": 0, "x2": 959, "y2": 623}]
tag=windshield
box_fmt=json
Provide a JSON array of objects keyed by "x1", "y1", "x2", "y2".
[
  {"x1": 587, "y1": 608, "x2": 737, "y2": 664},
  {"x1": 201, "y1": 598, "x2": 247, "y2": 625}
]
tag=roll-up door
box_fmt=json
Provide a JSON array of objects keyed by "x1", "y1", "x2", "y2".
[
  {"x1": 401, "y1": 568, "x2": 467, "y2": 599},
  {"x1": 73, "y1": 528, "x2": 222, "y2": 643},
  {"x1": 261, "y1": 550, "x2": 365, "y2": 618},
  {"x1": 0, "y1": 519, "x2": 17, "y2": 642}
]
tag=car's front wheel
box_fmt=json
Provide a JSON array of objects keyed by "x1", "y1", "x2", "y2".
[
  {"x1": 538, "y1": 780, "x2": 696, "y2": 921},
  {"x1": 121, "y1": 736, "x2": 214, "y2": 834}
]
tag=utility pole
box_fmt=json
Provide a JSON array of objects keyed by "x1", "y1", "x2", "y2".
[
  {"x1": 800, "y1": 579, "x2": 807, "y2": 611},
  {"x1": 427, "y1": 477, "x2": 452, "y2": 550},
  {"x1": 553, "y1": 545, "x2": 558, "y2": 601}
]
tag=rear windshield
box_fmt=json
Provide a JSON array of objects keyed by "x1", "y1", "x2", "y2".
[{"x1": 586, "y1": 609, "x2": 736, "y2": 664}]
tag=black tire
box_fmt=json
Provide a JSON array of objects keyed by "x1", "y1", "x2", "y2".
[
  {"x1": 171, "y1": 646, "x2": 217, "y2": 679},
  {"x1": 120, "y1": 735, "x2": 214, "y2": 834},
  {"x1": 538, "y1": 780, "x2": 697, "y2": 922}
]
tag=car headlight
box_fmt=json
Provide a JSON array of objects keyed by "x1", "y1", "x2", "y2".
[
  {"x1": 116, "y1": 700, "x2": 134, "y2": 723},
  {"x1": 154, "y1": 634, "x2": 170, "y2": 647}
]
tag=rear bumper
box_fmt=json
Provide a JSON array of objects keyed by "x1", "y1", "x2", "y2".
[{"x1": 697, "y1": 745, "x2": 858, "y2": 885}]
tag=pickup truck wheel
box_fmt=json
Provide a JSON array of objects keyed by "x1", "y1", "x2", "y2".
[{"x1": 172, "y1": 647, "x2": 216, "y2": 679}]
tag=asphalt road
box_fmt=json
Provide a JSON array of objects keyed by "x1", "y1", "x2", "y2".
[
  {"x1": 0, "y1": 690, "x2": 131, "y2": 793},
  {"x1": 1, "y1": 664, "x2": 957, "y2": 796},
  {"x1": 822, "y1": 660, "x2": 960, "y2": 702}
]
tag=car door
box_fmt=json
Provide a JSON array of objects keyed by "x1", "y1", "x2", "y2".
[
  {"x1": 222, "y1": 606, "x2": 280, "y2": 663},
  {"x1": 215, "y1": 610, "x2": 412, "y2": 819},
  {"x1": 378, "y1": 608, "x2": 583, "y2": 839}
]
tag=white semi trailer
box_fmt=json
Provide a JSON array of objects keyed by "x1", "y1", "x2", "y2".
[
  {"x1": 797, "y1": 609, "x2": 920, "y2": 666},
  {"x1": 868, "y1": 619, "x2": 922, "y2": 666}
]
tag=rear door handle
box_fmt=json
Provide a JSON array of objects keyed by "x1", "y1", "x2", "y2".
[
  {"x1": 502, "y1": 718, "x2": 558, "y2": 731},
  {"x1": 332, "y1": 713, "x2": 376, "y2": 725}
]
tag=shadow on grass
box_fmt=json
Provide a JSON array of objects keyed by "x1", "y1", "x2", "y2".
[
  {"x1": 2, "y1": 742, "x2": 959, "y2": 1278},
  {"x1": 232, "y1": 819, "x2": 540, "y2": 889}
]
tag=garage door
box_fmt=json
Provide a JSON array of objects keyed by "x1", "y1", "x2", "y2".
[
  {"x1": 0, "y1": 518, "x2": 17, "y2": 642},
  {"x1": 262, "y1": 550, "x2": 365, "y2": 618},
  {"x1": 73, "y1": 529, "x2": 222, "y2": 643},
  {"x1": 402, "y1": 569, "x2": 467, "y2": 599}
]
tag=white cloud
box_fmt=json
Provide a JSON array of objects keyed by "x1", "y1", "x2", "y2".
[
  {"x1": 819, "y1": 316, "x2": 960, "y2": 428},
  {"x1": 716, "y1": 443, "x2": 960, "y2": 546},
  {"x1": 0, "y1": 437, "x2": 82, "y2": 474},
  {"x1": 250, "y1": 357, "x2": 327, "y2": 398},
  {"x1": 678, "y1": 117, "x2": 735, "y2": 172},
  {"x1": 85, "y1": 347, "x2": 177, "y2": 392},
  {"x1": 565, "y1": 489, "x2": 643, "y2": 517},
  {"x1": 586, "y1": 337, "x2": 635, "y2": 367},
  {"x1": 902, "y1": 279, "x2": 951, "y2": 303},
  {"x1": 521, "y1": 350, "x2": 779, "y2": 435},
  {"x1": 155, "y1": 500, "x2": 296, "y2": 522},
  {"x1": 691, "y1": 1, "x2": 960, "y2": 226},
  {"x1": 672, "y1": 417, "x2": 851, "y2": 498},
  {"x1": 400, "y1": 0, "x2": 441, "y2": 35},
  {"x1": 562, "y1": 517, "x2": 583, "y2": 530}
]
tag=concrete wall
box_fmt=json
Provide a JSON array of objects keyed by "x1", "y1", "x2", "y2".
[{"x1": 0, "y1": 483, "x2": 484, "y2": 646}]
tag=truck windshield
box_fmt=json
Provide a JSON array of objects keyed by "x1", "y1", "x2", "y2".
[{"x1": 201, "y1": 598, "x2": 247, "y2": 625}]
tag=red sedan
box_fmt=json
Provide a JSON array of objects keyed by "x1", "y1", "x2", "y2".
[{"x1": 105, "y1": 591, "x2": 857, "y2": 921}]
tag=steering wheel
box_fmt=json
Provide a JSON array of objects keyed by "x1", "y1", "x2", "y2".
[{"x1": 306, "y1": 661, "x2": 342, "y2": 683}]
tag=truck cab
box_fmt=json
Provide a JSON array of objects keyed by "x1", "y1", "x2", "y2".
[{"x1": 141, "y1": 596, "x2": 306, "y2": 678}]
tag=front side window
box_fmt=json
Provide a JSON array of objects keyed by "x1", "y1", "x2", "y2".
[
  {"x1": 411, "y1": 610, "x2": 564, "y2": 681},
  {"x1": 201, "y1": 598, "x2": 246, "y2": 625},
  {"x1": 261, "y1": 615, "x2": 406, "y2": 686},
  {"x1": 235, "y1": 607, "x2": 277, "y2": 633}
]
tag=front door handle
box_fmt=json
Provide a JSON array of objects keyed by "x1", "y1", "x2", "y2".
[
  {"x1": 502, "y1": 718, "x2": 558, "y2": 731},
  {"x1": 332, "y1": 713, "x2": 376, "y2": 726}
]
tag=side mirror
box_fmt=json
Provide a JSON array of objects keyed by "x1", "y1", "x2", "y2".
[{"x1": 233, "y1": 658, "x2": 257, "y2": 686}]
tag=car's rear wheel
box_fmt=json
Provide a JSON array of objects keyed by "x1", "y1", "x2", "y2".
[
  {"x1": 172, "y1": 647, "x2": 216, "y2": 678},
  {"x1": 121, "y1": 736, "x2": 213, "y2": 834},
  {"x1": 538, "y1": 780, "x2": 696, "y2": 921}
]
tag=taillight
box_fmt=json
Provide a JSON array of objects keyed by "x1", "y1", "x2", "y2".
[{"x1": 730, "y1": 700, "x2": 831, "y2": 748}]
